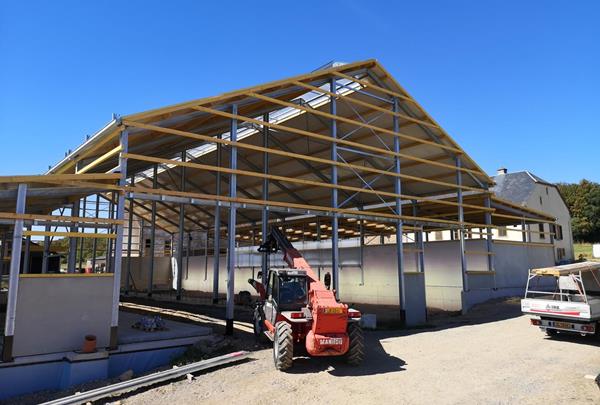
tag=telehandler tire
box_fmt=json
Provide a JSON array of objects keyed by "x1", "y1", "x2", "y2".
[
  {"x1": 345, "y1": 321, "x2": 364, "y2": 366},
  {"x1": 273, "y1": 321, "x2": 293, "y2": 370}
]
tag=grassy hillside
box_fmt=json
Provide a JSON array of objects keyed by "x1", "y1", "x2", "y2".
[{"x1": 574, "y1": 243, "x2": 599, "y2": 261}]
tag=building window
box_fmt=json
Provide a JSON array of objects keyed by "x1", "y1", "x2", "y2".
[
  {"x1": 546, "y1": 187, "x2": 549, "y2": 195},
  {"x1": 539, "y1": 223, "x2": 545, "y2": 239},
  {"x1": 539, "y1": 196, "x2": 543, "y2": 206},
  {"x1": 555, "y1": 224, "x2": 563, "y2": 240},
  {"x1": 164, "y1": 240, "x2": 172, "y2": 256},
  {"x1": 452, "y1": 229, "x2": 460, "y2": 240},
  {"x1": 557, "y1": 247, "x2": 565, "y2": 261},
  {"x1": 499, "y1": 227, "x2": 507, "y2": 237},
  {"x1": 435, "y1": 231, "x2": 443, "y2": 241},
  {"x1": 145, "y1": 238, "x2": 151, "y2": 249}
]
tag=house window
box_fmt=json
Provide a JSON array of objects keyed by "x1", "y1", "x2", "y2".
[
  {"x1": 452, "y1": 229, "x2": 460, "y2": 240},
  {"x1": 539, "y1": 196, "x2": 543, "y2": 206},
  {"x1": 145, "y1": 238, "x2": 151, "y2": 249},
  {"x1": 539, "y1": 223, "x2": 545, "y2": 239},
  {"x1": 498, "y1": 227, "x2": 507, "y2": 237},
  {"x1": 554, "y1": 224, "x2": 563, "y2": 240},
  {"x1": 546, "y1": 187, "x2": 549, "y2": 195},
  {"x1": 557, "y1": 248, "x2": 565, "y2": 261},
  {"x1": 164, "y1": 240, "x2": 172, "y2": 256},
  {"x1": 435, "y1": 231, "x2": 443, "y2": 241}
]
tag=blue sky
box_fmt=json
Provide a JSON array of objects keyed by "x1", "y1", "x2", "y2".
[{"x1": 1, "y1": 1, "x2": 598, "y2": 183}]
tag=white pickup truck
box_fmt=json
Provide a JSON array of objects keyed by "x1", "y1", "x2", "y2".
[{"x1": 521, "y1": 261, "x2": 600, "y2": 337}]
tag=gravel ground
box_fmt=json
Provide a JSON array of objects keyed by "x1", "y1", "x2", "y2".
[{"x1": 119, "y1": 298, "x2": 599, "y2": 405}]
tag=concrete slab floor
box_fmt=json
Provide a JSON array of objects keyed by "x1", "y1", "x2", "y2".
[{"x1": 118, "y1": 311, "x2": 212, "y2": 345}]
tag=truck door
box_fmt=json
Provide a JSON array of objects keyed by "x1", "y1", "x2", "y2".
[{"x1": 264, "y1": 271, "x2": 276, "y2": 325}]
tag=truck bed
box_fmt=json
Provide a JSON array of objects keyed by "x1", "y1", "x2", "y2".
[{"x1": 521, "y1": 296, "x2": 600, "y2": 321}]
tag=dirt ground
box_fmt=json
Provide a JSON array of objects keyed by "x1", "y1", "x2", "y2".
[{"x1": 119, "y1": 298, "x2": 599, "y2": 405}]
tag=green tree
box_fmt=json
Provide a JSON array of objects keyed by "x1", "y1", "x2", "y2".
[{"x1": 558, "y1": 180, "x2": 600, "y2": 243}]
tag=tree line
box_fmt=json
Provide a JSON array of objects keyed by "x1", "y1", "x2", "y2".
[{"x1": 557, "y1": 180, "x2": 600, "y2": 243}]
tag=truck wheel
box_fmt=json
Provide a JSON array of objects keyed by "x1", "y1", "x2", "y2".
[
  {"x1": 545, "y1": 328, "x2": 558, "y2": 337},
  {"x1": 253, "y1": 307, "x2": 264, "y2": 341},
  {"x1": 273, "y1": 322, "x2": 293, "y2": 370},
  {"x1": 345, "y1": 322, "x2": 364, "y2": 366}
]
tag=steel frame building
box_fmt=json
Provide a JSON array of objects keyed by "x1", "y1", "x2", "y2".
[{"x1": 0, "y1": 60, "x2": 555, "y2": 360}]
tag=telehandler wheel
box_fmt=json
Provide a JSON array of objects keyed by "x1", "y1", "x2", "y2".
[
  {"x1": 345, "y1": 322, "x2": 364, "y2": 366},
  {"x1": 545, "y1": 328, "x2": 558, "y2": 337},
  {"x1": 253, "y1": 307, "x2": 265, "y2": 342},
  {"x1": 273, "y1": 321, "x2": 293, "y2": 370}
]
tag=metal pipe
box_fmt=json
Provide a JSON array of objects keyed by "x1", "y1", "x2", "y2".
[
  {"x1": 42, "y1": 224, "x2": 50, "y2": 273},
  {"x1": 41, "y1": 351, "x2": 250, "y2": 405},
  {"x1": 330, "y1": 78, "x2": 340, "y2": 298},
  {"x1": 393, "y1": 98, "x2": 406, "y2": 323},
  {"x1": 2, "y1": 183, "x2": 27, "y2": 362},
  {"x1": 225, "y1": 104, "x2": 238, "y2": 335}
]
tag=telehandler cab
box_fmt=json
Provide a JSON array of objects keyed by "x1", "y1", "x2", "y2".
[{"x1": 248, "y1": 227, "x2": 364, "y2": 370}]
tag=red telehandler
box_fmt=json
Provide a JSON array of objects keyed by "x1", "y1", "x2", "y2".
[{"x1": 248, "y1": 227, "x2": 364, "y2": 370}]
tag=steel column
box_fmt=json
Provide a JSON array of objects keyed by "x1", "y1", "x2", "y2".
[
  {"x1": 484, "y1": 197, "x2": 494, "y2": 272},
  {"x1": 393, "y1": 98, "x2": 406, "y2": 323},
  {"x1": 91, "y1": 195, "x2": 100, "y2": 272},
  {"x1": 330, "y1": 78, "x2": 340, "y2": 298},
  {"x1": 41, "y1": 224, "x2": 50, "y2": 273},
  {"x1": 176, "y1": 151, "x2": 186, "y2": 300},
  {"x1": 78, "y1": 196, "x2": 87, "y2": 270},
  {"x1": 23, "y1": 225, "x2": 31, "y2": 274},
  {"x1": 2, "y1": 183, "x2": 27, "y2": 362},
  {"x1": 212, "y1": 136, "x2": 222, "y2": 304},
  {"x1": 67, "y1": 200, "x2": 80, "y2": 273},
  {"x1": 261, "y1": 113, "x2": 269, "y2": 287},
  {"x1": 148, "y1": 164, "x2": 157, "y2": 297},
  {"x1": 125, "y1": 178, "x2": 134, "y2": 294},
  {"x1": 109, "y1": 128, "x2": 128, "y2": 349},
  {"x1": 456, "y1": 156, "x2": 469, "y2": 311},
  {"x1": 225, "y1": 104, "x2": 238, "y2": 335}
]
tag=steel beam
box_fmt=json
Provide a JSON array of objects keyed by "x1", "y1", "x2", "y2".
[
  {"x1": 148, "y1": 164, "x2": 157, "y2": 297},
  {"x1": 456, "y1": 156, "x2": 469, "y2": 312},
  {"x1": 2, "y1": 183, "x2": 27, "y2": 362},
  {"x1": 176, "y1": 151, "x2": 186, "y2": 300},
  {"x1": 225, "y1": 104, "x2": 238, "y2": 335},
  {"x1": 109, "y1": 128, "x2": 128, "y2": 349},
  {"x1": 261, "y1": 113, "x2": 269, "y2": 287},
  {"x1": 393, "y1": 98, "x2": 406, "y2": 323},
  {"x1": 67, "y1": 200, "x2": 80, "y2": 273},
  {"x1": 212, "y1": 135, "x2": 222, "y2": 304},
  {"x1": 23, "y1": 225, "x2": 31, "y2": 274},
  {"x1": 330, "y1": 78, "x2": 340, "y2": 298},
  {"x1": 42, "y1": 224, "x2": 50, "y2": 273},
  {"x1": 125, "y1": 179, "x2": 134, "y2": 294}
]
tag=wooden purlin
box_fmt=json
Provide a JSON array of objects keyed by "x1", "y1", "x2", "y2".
[
  {"x1": 0, "y1": 212, "x2": 124, "y2": 225},
  {"x1": 23, "y1": 230, "x2": 117, "y2": 239},
  {"x1": 187, "y1": 106, "x2": 484, "y2": 193},
  {"x1": 122, "y1": 120, "x2": 490, "y2": 211},
  {"x1": 0, "y1": 173, "x2": 121, "y2": 184}
]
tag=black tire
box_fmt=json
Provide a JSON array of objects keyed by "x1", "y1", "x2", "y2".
[
  {"x1": 345, "y1": 321, "x2": 364, "y2": 366},
  {"x1": 545, "y1": 328, "x2": 558, "y2": 337},
  {"x1": 273, "y1": 321, "x2": 293, "y2": 371},
  {"x1": 253, "y1": 307, "x2": 264, "y2": 341}
]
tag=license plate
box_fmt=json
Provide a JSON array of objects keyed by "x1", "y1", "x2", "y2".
[
  {"x1": 319, "y1": 338, "x2": 343, "y2": 345},
  {"x1": 554, "y1": 321, "x2": 571, "y2": 329},
  {"x1": 323, "y1": 308, "x2": 343, "y2": 314}
]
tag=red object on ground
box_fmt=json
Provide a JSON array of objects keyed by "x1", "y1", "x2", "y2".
[{"x1": 82, "y1": 335, "x2": 97, "y2": 353}]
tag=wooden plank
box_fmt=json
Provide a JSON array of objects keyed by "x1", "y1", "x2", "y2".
[
  {"x1": 291, "y1": 80, "x2": 439, "y2": 129},
  {"x1": 123, "y1": 120, "x2": 490, "y2": 208},
  {"x1": 0, "y1": 212, "x2": 124, "y2": 225},
  {"x1": 247, "y1": 92, "x2": 464, "y2": 155},
  {"x1": 23, "y1": 230, "x2": 117, "y2": 239},
  {"x1": 0, "y1": 173, "x2": 121, "y2": 184},
  {"x1": 492, "y1": 212, "x2": 555, "y2": 224},
  {"x1": 188, "y1": 106, "x2": 486, "y2": 193},
  {"x1": 76, "y1": 145, "x2": 122, "y2": 174},
  {"x1": 126, "y1": 185, "x2": 501, "y2": 230},
  {"x1": 20, "y1": 273, "x2": 114, "y2": 278},
  {"x1": 123, "y1": 60, "x2": 377, "y2": 123},
  {"x1": 124, "y1": 151, "x2": 492, "y2": 213},
  {"x1": 493, "y1": 240, "x2": 554, "y2": 248}
]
